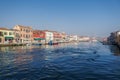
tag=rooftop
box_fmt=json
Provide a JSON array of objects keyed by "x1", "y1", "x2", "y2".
[
  {"x1": 0, "y1": 28, "x2": 13, "y2": 31},
  {"x1": 16, "y1": 25, "x2": 32, "y2": 29}
]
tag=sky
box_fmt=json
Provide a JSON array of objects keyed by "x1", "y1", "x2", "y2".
[{"x1": 0, "y1": 0, "x2": 120, "y2": 37}]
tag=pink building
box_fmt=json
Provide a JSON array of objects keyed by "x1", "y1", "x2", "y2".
[{"x1": 13, "y1": 25, "x2": 33, "y2": 43}]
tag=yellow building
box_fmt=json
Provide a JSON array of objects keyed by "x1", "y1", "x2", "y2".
[{"x1": 0, "y1": 28, "x2": 15, "y2": 44}]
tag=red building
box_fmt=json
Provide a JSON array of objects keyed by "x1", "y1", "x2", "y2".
[{"x1": 33, "y1": 30, "x2": 45, "y2": 41}]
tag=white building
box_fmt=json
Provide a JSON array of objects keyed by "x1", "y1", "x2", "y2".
[
  {"x1": 78, "y1": 36, "x2": 90, "y2": 42},
  {"x1": 72, "y1": 35, "x2": 78, "y2": 41},
  {"x1": 68, "y1": 35, "x2": 78, "y2": 42},
  {"x1": 45, "y1": 31, "x2": 53, "y2": 43}
]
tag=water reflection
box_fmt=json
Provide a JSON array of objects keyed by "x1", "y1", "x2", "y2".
[
  {"x1": 0, "y1": 46, "x2": 32, "y2": 53},
  {"x1": 1, "y1": 42, "x2": 120, "y2": 80},
  {"x1": 109, "y1": 45, "x2": 120, "y2": 56}
]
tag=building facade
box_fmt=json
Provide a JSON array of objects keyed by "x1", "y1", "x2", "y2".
[
  {"x1": 13, "y1": 29, "x2": 21, "y2": 43},
  {"x1": 13, "y1": 25, "x2": 33, "y2": 43},
  {"x1": 0, "y1": 28, "x2": 14, "y2": 44},
  {"x1": 33, "y1": 30, "x2": 46, "y2": 44},
  {"x1": 67, "y1": 35, "x2": 79, "y2": 42},
  {"x1": 108, "y1": 31, "x2": 120, "y2": 46},
  {"x1": 61, "y1": 32, "x2": 67, "y2": 42},
  {"x1": 52, "y1": 31, "x2": 62, "y2": 43},
  {"x1": 78, "y1": 36, "x2": 90, "y2": 42},
  {"x1": 44, "y1": 30, "x2": 54, "y2": 44},
  {"x1": 0, "y1": 28, "x2": 4, "y2": 43},
  {"x1": 116, "y1": 31, "x2": 120, "y2": 46}
]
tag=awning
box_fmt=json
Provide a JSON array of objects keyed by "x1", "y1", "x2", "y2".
[
  {"x1": 34, "y1": 38, "x2": 45, "y2": 40},
  {"x1": 5, "y1": 37, "x2": 14, "y2": 39}
]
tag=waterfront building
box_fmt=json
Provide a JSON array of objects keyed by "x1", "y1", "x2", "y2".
[
  {"x1": 33, "y1": 30, "x2": 54, "y2": 44},
  {"x1": 52, "y1": 31, "x2": 62, "y2": 43},
  {"x1": 108, "y1": 32, "x2": 115, "y2": 44},
  {"x1": 108, "y1": 32, "x2": 117, "y2": 45},
  {"x1": 12, "y1": 29, "x2": 21, "y2": 43},
  {"x1": 116, "y1": 31, "x2": 120, "y2": 46},
  {"x1": 78, "y1": 36, "x2": 90, "y2": 42},
  {"x1": 44, "y1": 30, "x2": 54, "y2": 44},
  {"x1": 66, "y1": 35, "x2": 70, "y2": 42},
  {"x1": 68, "y1": 35, "x2": 79, "y2": 42},
  {"x1": 72, "y1": 35, "x2": 78, "y2": 41},
  {"x1": 33, "y1": 30, "x2": 45, "y2": 44},
  {"x1": 0, "y1": 28, "x2": 4, "y2": 43},
  {"x1": 65, "y1": 35, "x2": 70, "y2": 42},
  {"x1": 13, "y1": 25, "x2": 33, "y2": 43},
  {"x1": 60, "y1": 32, "x2": 67, "y2": 42},
  {"x1": 108, "y1": 31, "x2": 120, "y2": 47},
  {"x1": 0, "y1": 28, "x2": 14, "y2": 44}
]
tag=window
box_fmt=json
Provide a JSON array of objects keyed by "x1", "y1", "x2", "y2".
[
  {"x1": 26, "y1": 29, "x2": 30, "y2": 33},
  {"x1": 0, "y1": 32, "x2": 3, "y2": 36},
  {"x1": 26, "y1": 30, "x2": 29, "y2": 33},
  {"x1": 23, "y1": 34, "x2": 25, "y2": 38},
  {"x1": 16, "y1": 33, "x2": 19, "y2": 37},
  {"x1": 9, "y1": 32, "x2": 12, "y2": 35},
  {"x1": 4, "y1": 32, "x2": 7, "y2": 35},
  {"x1": 0, "y1": 38, "x2": 1, "y2": 42},
  {"x1": 26, "y1": 35, "x2": 28, "y2": 38},
  {"x1": 26, "y1": 35, "x2": 30, "y2": 38}
]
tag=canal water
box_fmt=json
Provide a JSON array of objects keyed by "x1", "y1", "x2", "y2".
[{"x1": 0, "y1": 42, "x2": 120, "y2": 80}]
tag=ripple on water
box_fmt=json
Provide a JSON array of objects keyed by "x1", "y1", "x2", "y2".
[{"x1": 0, "y1": 42, "x2": 120, "y2": 80}]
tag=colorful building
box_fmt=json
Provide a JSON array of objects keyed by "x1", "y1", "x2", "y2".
[
  {"x1": 13, "y1": 25, "x2": 33, "y2": 43},
  {"x1": 0, "y1": 28, "x2": 4, "y2": 43},
  {"x1": 12, "y1": 29, "x2": 21, "y2": 43},
  {"x1": 0, "y1": 28, "x2": 14, "y2": 44},
  {"x1": 33, "y1": 30, "x2": 45, "y2": 44},
  {"x1": 0, "y1": 25, "x2": 82, "y2": 45},
  {"x1": 44, "y1": 30, "x2": 54, "y2": 44},
  {"x1": 61, "y1": 32, "x2": 67, "y2": 42},
  {"x1": 52, "y1": 31, "x2": 62, "y2": 43}
]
